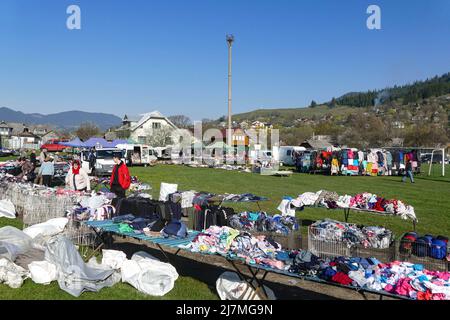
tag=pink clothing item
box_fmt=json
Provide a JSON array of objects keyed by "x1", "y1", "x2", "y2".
[
  {"x1": 394, "y1": 278, "x2": 413, "y2": 297},
  {"x1": 384, "y1": 284, "x2": 394, "y2": 292}
]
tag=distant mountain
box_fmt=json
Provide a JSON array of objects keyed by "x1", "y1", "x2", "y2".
[{"x1": 0, "y1": 107, "x2": 122, "y2": 131}]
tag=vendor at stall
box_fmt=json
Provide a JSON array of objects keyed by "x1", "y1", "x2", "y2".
[
  {"x1": 110, "y1": 152, "x2": 130, "y2": 198},
  {"x1": 65, "y1": 160, "x2": 91, "y2": 192}
]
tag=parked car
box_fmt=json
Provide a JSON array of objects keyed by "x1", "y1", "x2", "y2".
[
  {"x1": 421, "y1": 154, "x2": 449, "y2": 164},
  {"x1": 0, "y1": 148, "x2": 15, "y2": 157},
  {"x1": 80, "y1": 148, "x2": 125, "y2": 176},
  {"x1": 40, "y1": 139, "x2": 70, "y2": 152}
]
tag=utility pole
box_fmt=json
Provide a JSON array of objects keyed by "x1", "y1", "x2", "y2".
[{"x1": 226, "y1": 34, "x2": 234, "y2": 146}]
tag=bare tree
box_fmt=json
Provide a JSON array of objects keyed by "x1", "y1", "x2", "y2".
[
  {"x1": 75, "y1": 122, "x2": 101, "y2": 141},
  {"x1": 168, "y1": 115, "x2": 192, "y2": 128},
  {"x1": 145, "y1": 126, "x2": 173, "y2": 147}
]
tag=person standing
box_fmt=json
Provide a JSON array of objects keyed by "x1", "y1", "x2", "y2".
[
  {"x1": 65, "y1": 160, "x2": 91, "y2": 192},
  {"x1": 39, "y1": 148, "x2": 48, "y2": 164},
  {"x1": 17, "y1": 158, "x2": 34, "y2": 181},
  {"x1": 30, "y1": 150, "x2": 37, "y2": 169},
  {"x1": 110, "y1": 152, "x2": 130, "y2": 198},
  {"x1": 88, "y1": 148, "x2": 97, "y2": 171},
  {"x1": 39, "y1": 156, "x2": 54, "y2": 187},
  {"x1": 402, "y1": 159, "x2": 415, "y2": 183}
]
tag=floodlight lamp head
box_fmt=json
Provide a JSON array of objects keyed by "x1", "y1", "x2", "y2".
[{"x1": 226, "y1": 34, "x2": 234, "y2": 46}]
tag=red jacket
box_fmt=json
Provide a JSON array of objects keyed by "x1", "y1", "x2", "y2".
[{"x1": 110, "y1": 162, "x2": 131, "y2": 190}]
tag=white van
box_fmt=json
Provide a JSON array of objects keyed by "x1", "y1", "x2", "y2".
[
  {"x1": 116, "y1": 144, "x2": 157, "y2": 167},
  {"x1": 277, "y1": 146, "x2": 306, "y2": 166},
  {"x1": 80, "y1": 148, "x2": 125, "y2": 176}
]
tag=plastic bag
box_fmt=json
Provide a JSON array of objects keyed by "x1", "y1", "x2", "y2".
[
  {"x1": 121, "y1": 251, "x2": 178, "y2": 296},
  {"x1": 28, "y1": 260, "x2": 57, "y2": 285},
  {"x1": 23, "y1": 217, "x2": 68, "y2": 239},
  {"x1": 0, "y1": 226, "x2": 32, "y2": 261},
  {"x1": 216, "y1": 271, "x2": 276, "y2": 300},
  {"x1": 0, "y1": 199, "x2": 16, "y2": 219}
]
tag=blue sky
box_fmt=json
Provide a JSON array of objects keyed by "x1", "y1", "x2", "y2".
[{"x1": 0, "y1": 0, "x2": 449, "y2": 121}]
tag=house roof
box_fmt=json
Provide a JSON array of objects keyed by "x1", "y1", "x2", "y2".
[
  {"x1": 301, "y1": 139, "x2": 333, "y2": 150},
  {"x1": 129, "y1": 110, "x2": 178, "y2": 132}
]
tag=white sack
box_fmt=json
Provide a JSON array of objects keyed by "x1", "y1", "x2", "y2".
[
  {"x1": 0, "y1": 258, "x2": 28, "y2": 288},
  {"x1": 159, "y1": 183, "x2": 178, "y2": 201},
  {"x1": 216, "y1": 271, "x2": 276, "y2": 300},
  {"x1": 28, "y1": 260, "x2": 57, "y2": 285},
  {"x1": 23, "y1": 217, "x2": 68, "y2": 239},
  {"x1": 121, "y1": 251, "x2": 178, "y2": 296},
  {"x1": 0, "y1": 226, "x2": 32, "y2": 261},
  {"x1": 101, "y1": 249, "x2": 127, "y2": 270},
  {"x1": 0, "y1": 199, "x2": 16, "y2": 219}
]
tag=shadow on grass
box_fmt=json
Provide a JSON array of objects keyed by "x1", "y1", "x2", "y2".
[{"x1": 111, "y1": 241, "x2": 339, "y2": 300}]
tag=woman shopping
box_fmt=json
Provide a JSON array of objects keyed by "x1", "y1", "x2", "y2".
[
  {"x1": 39, "y1": 156, "x2": 54, "y2": 187},
  {"x1": 65, "y1": 160, "x2": 91, "y2": 192}
]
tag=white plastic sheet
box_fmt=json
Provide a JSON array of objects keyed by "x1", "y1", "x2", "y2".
[
  {"x1": 216, "y1": 271, "x2": 276, "y2": 300},
  {"x1": 121, "y1": 251, "x2": 178, "y2": 296},
  {"x1": 0, "y1": 226, "x2": 32, "y2": 261},
  {"x1": 0, "y1": 199, "x2": 16, "y2": 219},
  {"x1": 159, "y1": 183, "x2": 178, "y2": 201},
  {"x1": 45, "y1": 235, "x2": 119, "y2": 297}
]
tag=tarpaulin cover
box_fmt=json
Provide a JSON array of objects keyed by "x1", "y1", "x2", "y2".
[{"x1": 44, "y1": 235, "x2": 119, "y2": 297}]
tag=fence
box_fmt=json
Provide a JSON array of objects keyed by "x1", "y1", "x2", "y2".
[{"x1": 0, "y1": 181, "x2": 97, "y2": 251}]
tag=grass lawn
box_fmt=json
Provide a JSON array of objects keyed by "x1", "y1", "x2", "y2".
[
  {"x1": 0, "y1": 163, "x2": 449, "y2": 300},
  {"x1": 130, "y1": 164, "x2": 450, "y2": 236}
]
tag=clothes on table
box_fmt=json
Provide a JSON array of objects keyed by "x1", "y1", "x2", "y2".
[
  {"x1": 282, "y1": 190, "x2": 417, "y2": 222},
  {"x1": 228, "y1": 211, "x2": 298, "y2": 236}
]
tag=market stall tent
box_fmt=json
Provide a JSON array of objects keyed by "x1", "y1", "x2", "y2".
[
  {"x1": 83, "y1": 138, "x2": 115, "y2": 149},
  {"x1": 60, "y1": 138, "x2": 86, "y2": 148}
]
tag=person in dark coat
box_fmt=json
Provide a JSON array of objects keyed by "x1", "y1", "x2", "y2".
[{"x1": 402, "y1": 160, "x2": 415, "y2": 183}]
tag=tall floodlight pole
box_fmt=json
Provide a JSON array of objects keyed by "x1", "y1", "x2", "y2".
[{"x1": 226, "y1": 34, "x2": 234, "y2": 146}]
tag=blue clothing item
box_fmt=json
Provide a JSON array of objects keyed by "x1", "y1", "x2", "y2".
[
  {"x1": 248, "y1": 212, "x2": 259, "y2": 221},
  {"x1": 275, "y1": 251, "x2": 290, "y2": 261},
  {"x1": 39, "y1": 162, "x2": 54, "y2": 176},
  {"x1": 321, "y1": 267, "x2": 337, "y2": 280},
  {"x1": 413, "y1": 264, "x2": 424, "y2": 271},
  {"x1": 162, "y1": 220, "x2": 188, "y2": 238},
  {"x1": 112, "y1": 214, "x2": 136, "y2": 223}
]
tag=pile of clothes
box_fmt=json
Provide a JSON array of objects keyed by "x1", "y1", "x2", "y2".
[
  {"x1": 314, "y1": 256, "x2": 450, "y2": 300},
  {"x1": 278, "y1": 190, "x2": 417, "y2": 221},
  {"x1": 228, "y1": 212, "x2": 298, "y2": 236},
  {"x1": 309, "y1": 219, "x2": 393, "y2": 249},
  {"x1": 181, "y1": 227, "x2": 450, "y2": 300},
  {"x1": 181, "y1": 226, "x2": 286, "y2": 270},
  {"x1": 109, "y1": 206, "x2": 188, "y2": 239}
]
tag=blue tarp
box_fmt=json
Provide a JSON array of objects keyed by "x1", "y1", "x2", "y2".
[
  {"x1": 83, "y1": 138, "x2": 115, "y2": 148},
  {"x1": 60, "y1": 138, "x2": 86, "y2": 148}
]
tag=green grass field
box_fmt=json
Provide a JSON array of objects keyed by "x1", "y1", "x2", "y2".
[
  {"x1": 0, "y1": 162, "x2": 449, "y2": 299},
  {"x1": 130, "y1": 164, "x2": 450, "y2": 236}
]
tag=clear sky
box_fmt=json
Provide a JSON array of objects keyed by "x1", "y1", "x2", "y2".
[{"x1": 0, "y1": 0, "x2": 449, "y2": 121}]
